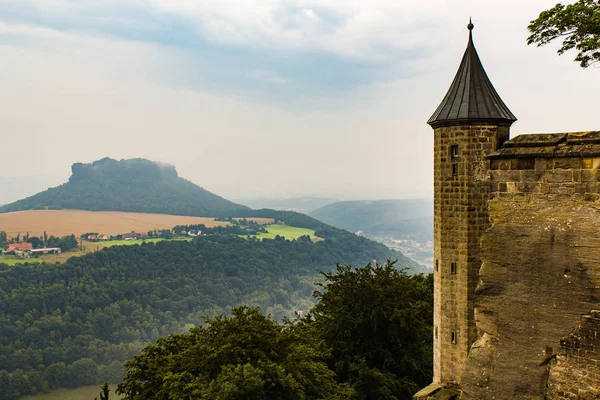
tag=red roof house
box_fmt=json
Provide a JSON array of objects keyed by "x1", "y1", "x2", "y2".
[{"x1": 7, "y1": 243, "x2": 33, "y2": 252}]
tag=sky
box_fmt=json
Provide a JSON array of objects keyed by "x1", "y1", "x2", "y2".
[{"x1": 1, "y1": 0, "x2": 599, "y2": 203}]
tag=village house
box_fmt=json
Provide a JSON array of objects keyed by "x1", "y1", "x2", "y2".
[
  {"x1": 121, "y1": 232, "x2": 138, "y2": 240},
  {"x1": 7, "y1": 242, "x2": 33, "y2": 252}
]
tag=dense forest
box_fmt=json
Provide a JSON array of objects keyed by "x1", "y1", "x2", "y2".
[
  {"x1": 0, "y1": 231, "x2": 419, "y2": 399},
  {"x1": 116, "y1": 261, "x2": 433, "y2": 400},
  {"x1": 0, "y1": 158, "x2": 248, "y2": 216},
  {"x1": 310, "y1": 199, "x2": 434, "y2": 241}
]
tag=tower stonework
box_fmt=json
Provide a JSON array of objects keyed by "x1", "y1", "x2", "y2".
[
  {"x1": 419, "y1": 21, "x2": 517, "y2": 393},
  {"x1": 432, "y1": 124, "x2": 509, "y2": 382},
  {"x1": 415, "y1": 21, "x2": 600, "y2": 400}
]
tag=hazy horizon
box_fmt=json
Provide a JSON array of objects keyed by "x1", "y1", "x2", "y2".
[
  {"x1": 0, "y1": 169, "x2": 434, "y2": 207},
  {"x1": 1, "y1": 1, "x2": 599, "y2": 201}
]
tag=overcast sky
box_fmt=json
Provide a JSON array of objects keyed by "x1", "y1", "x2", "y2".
[{"x1": 1, "y1": 0, "x2": 599, "y2": 202}]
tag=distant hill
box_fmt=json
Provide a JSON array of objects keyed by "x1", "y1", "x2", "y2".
[
  {"x1": 236, "y1": 197, "x2": 338, "y2": 214},
  {"x1": 0, "y1": 158, "x2": 249, "y2": 217},
  {"x1": 310, "y1": 199, "x2": 433, "y2": 241}
]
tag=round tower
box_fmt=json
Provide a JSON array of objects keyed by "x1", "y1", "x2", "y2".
[{"x1": 428, "y1": 20, "x2": 516, "y2": 384}]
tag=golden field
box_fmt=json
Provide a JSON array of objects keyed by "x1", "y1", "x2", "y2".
[{"x1": 0, "y1": 210, "x2": 236, "y2": 238}]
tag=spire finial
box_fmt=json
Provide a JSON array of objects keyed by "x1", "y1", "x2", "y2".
[{"x1": 467, "y1": 17, "x2": 474, "y2": 31}]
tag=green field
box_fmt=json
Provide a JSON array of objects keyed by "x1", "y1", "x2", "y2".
[
  {"x1": 20, "y1": 384, "x2": 122, "y2": 400},
  {"x1": 250, "y1": 224, "x2": 318, "y2": 240},
  {"x1": 0, "y1": 257, "x2": 43, "y2": 266}
]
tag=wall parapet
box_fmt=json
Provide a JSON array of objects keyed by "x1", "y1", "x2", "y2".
[
  {"x1": 489, "y1": 131, "x2": 600, "y2": 160},
  {"x1": 488, "y1": 132, "x2": 600, "y2": 202}
]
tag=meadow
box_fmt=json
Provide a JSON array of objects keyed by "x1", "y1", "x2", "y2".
[
  {"x1": 20, "y1": 385, "x2": 122, "y2": 400},
  {"x1": 0, "y1": 257, "x2": 43, "y2": 266},
  {"x1": 251, "y1": 224, "x2": 320, "y2": 241}
]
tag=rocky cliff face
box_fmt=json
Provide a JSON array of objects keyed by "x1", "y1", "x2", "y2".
[{"x1": 459, "y1": 200, "x2": 600, "y2": 399}]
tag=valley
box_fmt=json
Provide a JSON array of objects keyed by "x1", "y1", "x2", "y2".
[{"x1": 0, "y1": 157, "x2": 428, "y2": 400}]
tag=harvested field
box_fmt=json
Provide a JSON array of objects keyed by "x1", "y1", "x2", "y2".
[{"x1": 0, "y1": 210, "x2": 231, "y2": 238}]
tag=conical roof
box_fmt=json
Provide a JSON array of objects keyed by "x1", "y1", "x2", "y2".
[{"x1": 428, "y1": 21, "x2": 517, "y2": 128}]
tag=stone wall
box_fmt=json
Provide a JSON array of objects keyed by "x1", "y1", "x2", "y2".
[
  {"x1": 488, "y1": 131, "x2": 600, "y2": 203},
  {"x1": 459, "y1": 199, "x2": 600, "y2": 399},
  {"x1": 417, "y1": 131, "x2": 600, "y2": 400},
  {"x1": 457, "y1": 132, "x2": 600, "y2": 399},
  {"x1": 489, "y1": 157, "x2": 600, "y2": 203},
  {"x1": 547, "y1": 311, "x2": 600, "y2": 399},
  {"x1": 432, "y1": 124, "x2": 508, "y2": 384}
]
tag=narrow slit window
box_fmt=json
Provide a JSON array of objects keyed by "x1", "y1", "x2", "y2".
[
  {"x1": 450, "y1": 262, "x2": 457, "y2": 275},
  {"x1": 451, "y1": 163, "x2": 458, "y2": 176},
  {"x1": 435, "y1": 260, "x2": 439, "y2": 272},
  {"x1": 451, "y1": 331, "x2": 457, "y2": 344},
  {"x1": 450, "y1": 144, "x2": 459, "y2": 159},
  {"x1": 435, "y1": 326, "x2": 438, "y2": 339}
]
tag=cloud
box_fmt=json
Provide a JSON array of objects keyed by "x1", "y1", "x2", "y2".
[
  {"x1": 246, "y1": 69, "x2": 289, "y2": 85},
  {"x1": 0, "y1": 0, "x2": 446, "y2": 62},
  {"x1": 1, "y1": 0, "x2": 600, "y2": 201}
]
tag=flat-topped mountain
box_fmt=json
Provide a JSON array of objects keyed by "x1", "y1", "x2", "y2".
[{"x1": 0, "y1": 157, "x2": 249, "y2": 216}]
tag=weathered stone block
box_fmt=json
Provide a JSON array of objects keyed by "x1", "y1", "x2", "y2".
[
  {"x1": 553, "y1": 158, "x2": 582, "y2": 170},
  {"x1": 535, "y1": 158, "x2": 551, "y2": 171},
  {"x1": 517, "y1": 182, "x2": 542, "y2": 193},
  {"x1": 546, "y1": 170, "x2": 574, "y2": 183},
  {"x1": 521, "y1": 170, "x2": 545, "y2": 182},
  {"x1": 511, "y1": 158, "x2": 536, "y2": 170}
]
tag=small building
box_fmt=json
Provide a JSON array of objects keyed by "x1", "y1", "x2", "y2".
[
  {"x1": 122, "y1": 232, "x2": 138, "y2": 240},
  {"x1": 7, "y1": 243, "x2": 33, "y2": 252},
  {"x1": 30, "y1": 247, "x2": 62, "y2": 255}
]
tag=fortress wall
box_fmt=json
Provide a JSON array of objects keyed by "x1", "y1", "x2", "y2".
[
  {"x1": 458, "y1": 150, "x2": 600, "y2": 399},
  {"x1": 489, "y1": 156, "x2": 600, "y2": 202},
  {"x1": 460, "y1": 198, "x2": 600, "y2": 399}
]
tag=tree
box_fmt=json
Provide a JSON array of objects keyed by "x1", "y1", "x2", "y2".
[
  {"x1": 116, "y1": 307, "x2": 353, "y2": 400},
  {"x1": 527, "y1": 0, "x2": 600, "y2": 67},
  {"x1": 0, "y1": 231, "x2": 7, "y2": 249},
  {"x1": 27, "y1": 236, "x2": 43, "y2": 249},
  {"x1": 309, "y1": 261, "x2": 433, "y2": 399},
  {"x1": 95, "y1": 382, "x2": 110, "y2": 400}
]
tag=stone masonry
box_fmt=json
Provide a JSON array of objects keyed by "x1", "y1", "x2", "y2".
[
  {"x1": 418, "y1": 131, "x2": 600, "y2": 399},
  {"x1": 415, "y1": 22, "x2": 600, "y2": 400},
  {"x1": 433, "y1": 125, "x2": 509, "y2": 383},
  {"x1": 547, "y1": 311, "x2": 600, "y2": 399}
]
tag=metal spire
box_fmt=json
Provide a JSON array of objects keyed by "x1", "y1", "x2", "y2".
[{"x1": 427, "y1": 20, "x2": 517, "y2": 128}]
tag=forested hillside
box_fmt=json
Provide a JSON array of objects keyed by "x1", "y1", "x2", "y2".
[
  {"x1": 117, "y1": 262, "x2": 433, "y2": 400},
  {"x1": 0, "y1": 158, "x2": 248, "y2": 216},
  {"x1": 0, "y1": 232, "x2": 417, "y2": 399},
  {"x1": 310, "y1": 199, "x2": 433, "y2": 241}
]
